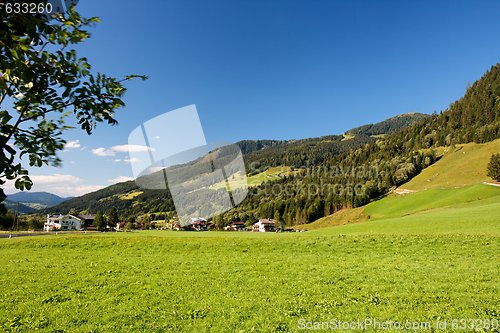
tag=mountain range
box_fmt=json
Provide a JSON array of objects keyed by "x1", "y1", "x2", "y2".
[
  {"x1": 45, "y1": 112, "x2": 429, "y2": 217},
  {"x1": 5, "y1": 192, "x2": 70, "y2": 214},
  {"x1": 12, "y1": 64, "x2": 500, "y2": 228}
]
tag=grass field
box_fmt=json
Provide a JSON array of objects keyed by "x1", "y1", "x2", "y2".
[
  {"x1": 0, "y1": 229, "x2": 498, "y2": 333},
  {"x1": 118, "y1": 191, "x2": 144, "y2": 200},
  {"x1": 1, "y1": 145, "x2": 498, "y2": 332}
]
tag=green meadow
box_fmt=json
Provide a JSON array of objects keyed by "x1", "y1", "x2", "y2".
[
  {"x1": 0, "y1": 225, "x2": 498, "y2": 332},
  {"x1": 1, "y1": 146, "x2": 498, "y2": 332}
]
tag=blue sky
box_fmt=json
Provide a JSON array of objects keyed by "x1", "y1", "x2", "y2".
[{"x1": 6, "y1": 0, "x2": 500, "y2": 197}]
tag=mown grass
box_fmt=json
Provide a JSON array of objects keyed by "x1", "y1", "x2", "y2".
[
  {"x1": 1, "y1": 149, "x2": 499, "y2": 332},
  {"x1": 0, "y1": 229, "x2": 498, "y2": 332}
]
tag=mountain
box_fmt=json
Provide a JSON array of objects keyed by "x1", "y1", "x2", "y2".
[
  {"x1": 228, "y1": 64, "x2": 500, "y2": 225},
  {"x1": 7, "y1": 192, "x2": 70, "y2": 210},
  {"x1": 47, "y1": 64, "x2": 500, "y2": 224},
  {"x1": 45, "y1": 180, "x2": 172, "y2": 217},
  {"x1": 46, "y1": 112, "x2": 441, "y2": 217},
  {"x1": 345, "y1": 112, "x2": 431, "y2": 137}
]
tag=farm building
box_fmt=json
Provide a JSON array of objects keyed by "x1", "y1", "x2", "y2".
[
  {"x1": 225, "y1": 221, "x2": 246, "y2": 231},
  {"x1": 252, "y1": 219, "x2": 276, "y2": 232},
  {"x1": 44, "y1": 214, "x2": 95, "y2": 231},
  {"x1": 173, "y1": 217, "x2": 208, "y2": 231},
  {"x1": 189, "y1": 217, "x2": 208, "y2": 231}
]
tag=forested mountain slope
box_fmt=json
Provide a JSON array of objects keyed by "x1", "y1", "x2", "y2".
[
  {"x1": 221, "y1": 64, "x2": 500, "y2": 226},
  {"x1": 48, "y1": 64, "x2": 500, "y2": 225},
  {"x1": 346, "y1": 112, "x2": 430, "y2": 137}
]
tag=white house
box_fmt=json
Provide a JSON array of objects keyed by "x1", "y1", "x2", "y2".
[
  {"x1": 44, "y1": 214, "x2": 95, "y2": 231},
  {"x1": 252, "y1": 219, "x2": 276, "y2": 232},
  {"x1": 189, "y1": 217, "x2": 207, "y2": 231}
]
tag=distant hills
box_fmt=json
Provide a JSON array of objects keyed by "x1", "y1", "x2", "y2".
[
  {"x1": 6, "y1": 192, "x2": 70, "y2": 212},
  {"x1": 46, "y1": 111, "x2": 431, "y2": 216},
  {"x1": 25, "y1": 64, "x2": 500, "y2": 224},
  {"x1": 3, "y1": 200, "x2": 37, "y2": 214}
]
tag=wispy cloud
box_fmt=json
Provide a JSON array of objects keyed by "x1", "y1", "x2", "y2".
[
  {"x1": 124, "y1": 157, "x2": 140, "y2": 164},
  {"x1": 3, "y1": 174, "x2": 104, "y2": 197},
  {"x1": 111, "y1": 144, "x2": 154, "y2": 153},
  {"x1": 92, "y1": 144, "x2": 153, "y2": 158},
  {"x1": 92, "y1": 147, "x2": 115, "y2": 157}
]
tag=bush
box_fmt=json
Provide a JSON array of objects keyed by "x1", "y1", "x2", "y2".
[{"x1": 487, "y1": 153, "x2": 500, "y2": 181}]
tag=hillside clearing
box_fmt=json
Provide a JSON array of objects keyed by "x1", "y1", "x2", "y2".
[
  {"x1": 303, "y1": 184, "x2": 500, "y2": 234},
  {"x1": 401, "y1": 139, "x2": 500, "y2": 191}
]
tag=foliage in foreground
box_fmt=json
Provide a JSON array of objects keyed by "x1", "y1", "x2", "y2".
[{"x1": 0, "y1": 3, "x2": 146, "y2": 203}]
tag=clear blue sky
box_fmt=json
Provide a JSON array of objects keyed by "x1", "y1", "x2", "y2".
[{"x1": 7, "y1": 0, "x2": 500, "y2": 196}]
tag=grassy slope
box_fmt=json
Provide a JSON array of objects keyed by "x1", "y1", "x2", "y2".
[
  {"x1": 317, "y1": 187, "x2": 500, "y2": 235},
  {"x1": 401, "y1": 139, "x2": 500, "y2": 190},
  {"x1": 302, "y1": 184, "x2": 500, "y2": 234},
  {"x1": 304, "y1": 140, "x2": 500, "y2": 232}
]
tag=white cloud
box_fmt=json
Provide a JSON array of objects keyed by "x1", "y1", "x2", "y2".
[
  {"x1": 108, "y1": 176, "x2": 134, "y2": 183},
  {"x1": 124, "y1": 157, "x2": 140, "y2": 164},
  {"x1": 111, "y1": 144, "x2": 154, "y2": 153},
  {"x1": 64, "y1": 140, "x2": 81, "y2": 150},
  {"x1": 91, "y1": 144, "x2": 153, "y2": 158},
  {"x1": 113, "y1": 159, "x2": 122, "y2": 162},
  {"x1": 30, "y1": 174, "x2": 81, "y2": 184},
  {"x1": 2, "y1": 174, "x2": 104, "y2": 197},
  {"x1": 92, "y1": 147, "x2": 115, "y2": 157}
]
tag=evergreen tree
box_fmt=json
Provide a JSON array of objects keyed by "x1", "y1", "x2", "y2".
[
  {"x1": 487, "y1": 153, "x2": 500, "y2": 181},
  {"x1": 94, "y1": 211, "x2": 107, "y2": 231},
  {"x1": 108, "y1": 207, "x2": 119, "y2": 228},
  {"x1": 273, "y1": 210, "x2": 283, "y2": 231}
]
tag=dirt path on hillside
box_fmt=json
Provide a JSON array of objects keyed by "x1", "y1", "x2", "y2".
[
  {"x1": 393, "y1": 188, "x2": 416, "y2": 195},
  {"x1": 483, "y1": 181, "x2": 500, "y2": 187}
]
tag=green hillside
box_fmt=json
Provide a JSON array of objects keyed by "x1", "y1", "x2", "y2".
[
  {"x1": 303, "y1": 134, "x2": 500, "y2": 231},
  {"x1": 304, "y1": 184, "x2": 500, "y2": 234},
  {"x1": 45, "y1": 113, "x2": 419, "y2": 216},
  {"x1": 401, "y1": 139, "x2": 500, "y2": 190}
]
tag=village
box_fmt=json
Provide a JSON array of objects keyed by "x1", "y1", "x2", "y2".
[{"x1": 43, "y1": 214, "x2": 287, "y2": 233}]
